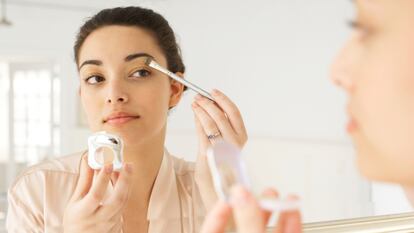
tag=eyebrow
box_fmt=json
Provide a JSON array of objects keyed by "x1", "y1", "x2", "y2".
[
  {"x1": 125, "y1": 52, "x2": 154, "y2": 62},
  {"x1": 78, "y1": 52, "x2": 155, "y2": 70},
  {"x1": 79, "y1": 60, "x2": 102, "y2": 70}
]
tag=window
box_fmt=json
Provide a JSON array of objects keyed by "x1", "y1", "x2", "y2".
[{"x1": 0, "y1": 61, "x2": 60, "y2": 226}]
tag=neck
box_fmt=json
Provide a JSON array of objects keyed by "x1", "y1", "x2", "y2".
[{"x1": 117, "y1": 127, "x2": 166, "y2": 206}]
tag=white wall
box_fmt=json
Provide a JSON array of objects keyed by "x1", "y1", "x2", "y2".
[{"x1": 0, "y1": 0, "x2": 411, "y2": 224}]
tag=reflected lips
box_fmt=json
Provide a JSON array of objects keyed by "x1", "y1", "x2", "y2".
[{"x1": 347, "y1": 118, "x2": 358, "y2": 133}]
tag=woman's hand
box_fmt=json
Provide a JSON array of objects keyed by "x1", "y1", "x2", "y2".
[
  {"x1": 200, "y1": 186, "x2": 302, "y2": 233},
  {"x1": 62, "y1": 156, "x2": 133, "y2": 233},
  {"x1": 192, "y1": 89, "x2": 247, "y2": 151},
  {"x1": 192, "y1": 89, "x2": 248, "y2": 209}
]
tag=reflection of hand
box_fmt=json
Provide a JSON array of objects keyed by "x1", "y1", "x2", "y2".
[
  {"x1": 192, "y1": 89, "x2": 248, "y2": 210},
  {"x1": 200, "y1": 186, "x2": 302, "y2": 233},
  {"x1": 62, "y1": 156, "x2": 133, "y2": 233}
]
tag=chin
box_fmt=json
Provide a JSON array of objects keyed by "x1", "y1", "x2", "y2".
[{"x1": 356, "y1": 147, "x2": 414, "y2": 186}]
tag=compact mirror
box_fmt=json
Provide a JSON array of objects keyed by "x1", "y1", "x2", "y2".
[{"x1": 87, "y1": 131, "x2": 123, "y2": 170}]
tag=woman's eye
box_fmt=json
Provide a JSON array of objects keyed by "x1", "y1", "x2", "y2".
[
  {"x1": 348, "y1": 20, "x2": 371, "y2": 39},
  {"x1": 131, "y1": 69, "x2": 151, "y2": 79},
  {"x1": 85, "y1": 75, "x2": 105, "y2": 84}
]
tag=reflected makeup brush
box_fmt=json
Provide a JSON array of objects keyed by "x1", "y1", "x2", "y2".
[{"x1": 144, "y1": 57, "x2": 214, "y2": 101}]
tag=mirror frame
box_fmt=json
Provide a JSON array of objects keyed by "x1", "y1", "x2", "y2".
[{"x1": 267, "y1": 212, "x2": 414, "y2": 233}]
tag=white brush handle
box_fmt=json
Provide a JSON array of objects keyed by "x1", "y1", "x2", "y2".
[{"x1": 149, "y1": 60, "x2": 214, "y2": 101}]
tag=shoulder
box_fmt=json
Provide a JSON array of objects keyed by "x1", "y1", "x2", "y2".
[
  {"x1": 6, "y1": 152, "x2": 84, "y2": 231},
  {"x1": 9, "y1": 151, "x2": 84, "y2": 195}
]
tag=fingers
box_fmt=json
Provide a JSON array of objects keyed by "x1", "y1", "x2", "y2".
[
  {"x1": 192, "y1": 90, "x2": 248, "y2": 148},
  {"x1": 210, "y1": 90, "x2": 247, "y2": 137},
  {"x1": 194, "y1": 95, "x2": 236, "y2": 143},
  {"x1": 105, "y1": 163, "x2": 134, "y2": 212},
  {"x1": 72, "y1": 155, "x2": 94, "y2": 201},
  {"x1": 261, "y1": 188, "x2": 279, "y2": 225},
  {"x1": 194, "y1": 111, "x2": 211, "y2": 152},
  {"x1": 192, "y1": 101, "x2": 222, "y2": 144},
  {"x1": 83, "y1": 164, "x2": 113, "y2": 210},
  {"x1": 231, "y1": 185, "x2": 266, "y2": 233},
  {"x1": 111, "y1": 171, "x2": 121, "y2": 186},
  {"x1": 274, "y1": 195, "x2": 302, "y2": 233},
  {"x1": 200, "y1": 201, "x2": 232, "y2": 233}
]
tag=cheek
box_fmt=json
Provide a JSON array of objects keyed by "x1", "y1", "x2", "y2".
[
  {"x1": 80, "y1": 88, "x2": 103, "y2": 129},
  {"x1": 137, "y1": 79, "x2": 171, "y2": 116},
  {"x1": 356, "y1": 41, "x2": 414, "y2": 164}
]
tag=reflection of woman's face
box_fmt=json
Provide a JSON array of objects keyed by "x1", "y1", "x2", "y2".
[
  {"x1": 331, "y1": 0, "x2": 414, "y2": 185},
  {"x1": 78, "y1": 25, "x2": 183, "y2": 146}
]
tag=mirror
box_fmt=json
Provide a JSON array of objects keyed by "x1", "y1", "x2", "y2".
[{"x1": 0, "y1": 0, "x2": 412, "y2": 231}]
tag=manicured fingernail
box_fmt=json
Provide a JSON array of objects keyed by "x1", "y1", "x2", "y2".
[
  {"x1": 230, "y1": 185, "x2": 250, "y2": 207},
  {"x1": 104, "y1": 164, "x2": 113, "y2": 174},
  {"x1": 262, "y1": 188, "x2": 279, "y2": 198},
  {"x1": 286, "y1": 194, "x2": 300, "y2": 201}
]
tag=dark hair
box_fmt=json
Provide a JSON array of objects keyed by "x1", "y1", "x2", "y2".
[{"x1": 74, "y1": 6, "x2": 185, "y2": 75}]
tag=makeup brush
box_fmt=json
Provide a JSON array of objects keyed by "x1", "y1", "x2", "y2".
[{"x1": 144, "y1": 57, "x2": 214, "y2": 101}]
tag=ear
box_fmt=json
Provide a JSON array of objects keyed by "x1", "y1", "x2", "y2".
[{"x1": 169, "y1": 72, "x2": 185, "y2": 109}]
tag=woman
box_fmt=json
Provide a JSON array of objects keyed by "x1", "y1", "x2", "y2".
[
  {"x1": 6, "y1": 7, "x2": 247, "y2": 233},
  {"x1": 201, "y1": 0, "x2": 414, "y2": 232}
]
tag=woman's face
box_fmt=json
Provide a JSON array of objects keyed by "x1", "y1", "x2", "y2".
[
  {"x1": 331, "y1": 0, "x2": 414, "y2": 185},
  {"x1": 78, "y1": 25, "x2": 183, "y2": 146}
]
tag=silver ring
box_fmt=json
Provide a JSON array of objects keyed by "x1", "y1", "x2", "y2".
[{"x1": 207, "y1": 132, "x2": 221, "y2": 140}]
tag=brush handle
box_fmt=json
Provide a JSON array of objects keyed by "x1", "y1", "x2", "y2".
[{"x1": 149, "y1": 61, "x2": 214, "y2": 101}]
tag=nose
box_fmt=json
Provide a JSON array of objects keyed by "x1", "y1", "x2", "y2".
[
  {"x1": 106, "y1": 79, "x2": 129, "y2": 104},
  {"x1": 330, "y1": 37, "x2": 357, "y2": 92},
  {"x1": 107, "y1": 96, "x2": 127, "y2": 103}
]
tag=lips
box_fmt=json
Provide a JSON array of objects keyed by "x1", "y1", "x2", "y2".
[
  {"x1": 347, "y1": 118, "x2": 358, "y2": 133},
  {"x1": 103, "y1": 112, "x2": 140, "y2": 125},
  {"x1": 346, "y1": 105, "x2": 358, "y2": 133}
]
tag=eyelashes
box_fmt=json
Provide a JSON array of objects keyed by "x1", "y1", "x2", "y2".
[
  {"x1": 84, "y1": 75, "x2": 104, "y2": 84},
  {"x1": 130, "y1": 68, "x2": 151, "y2": 78},
  {"x1": 347, "y1": 19, "x2": 373, "y2": 41},
  {"x1": 348, "y1": 20, "x2": 361, "y2": 29},
  {"x1": 83, "y1": 68, "x2": 152, "y2": 85}
]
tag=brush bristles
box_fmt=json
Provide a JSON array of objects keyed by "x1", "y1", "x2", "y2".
[{"x1": 144, "y1": 57, "x2": 153, "y2": 66}]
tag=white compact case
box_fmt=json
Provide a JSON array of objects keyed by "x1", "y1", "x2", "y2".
[{"x1": 88, "y1": 131, "x2": 123, "y2": 170}]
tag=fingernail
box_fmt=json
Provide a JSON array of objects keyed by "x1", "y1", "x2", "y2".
[
  {"x1": 230, "y1": 185, "x2": 250, "y2": 207},
  {"x1": 286, "y1": 194, "x2": 300, "y2": 201},
  {"x1": 104, "y1": 164, "x2": 113, "y2": 174},
  {"x1": 212, "y1": 89, "x2": 220, "y2": 96},
  {"x1": 262, "y1": 188, "x2": 279, "y2": 198},
  {"x1": 125, "y1": 163, "x2": 133, "y2": 173},
  {"x1": 194, "y1": 94, "x2": 203, "y2": 101}
]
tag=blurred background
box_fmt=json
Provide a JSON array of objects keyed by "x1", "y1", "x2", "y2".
[{"x1": 0, "y1": 0, "x2": 412, "y2": 231}]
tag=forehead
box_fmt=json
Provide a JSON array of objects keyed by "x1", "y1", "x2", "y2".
[{"x1": 78, "y1": 25, "x2": 166, "y2": 65}]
